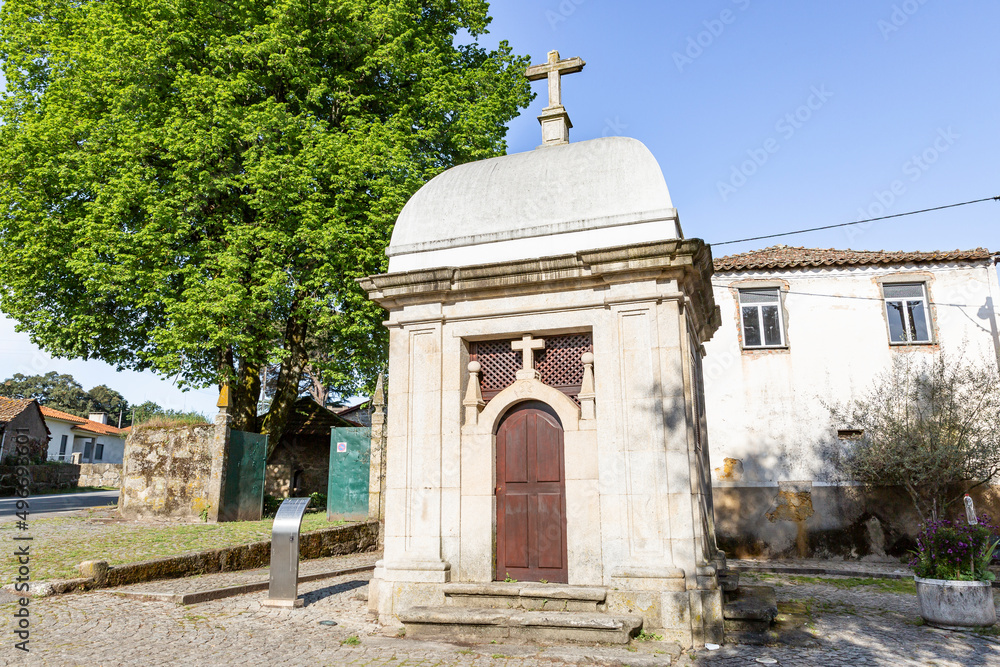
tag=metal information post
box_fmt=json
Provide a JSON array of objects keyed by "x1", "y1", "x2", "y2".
[{"x1": 262, "y1": 497, "x2": 311, "y2": 608}]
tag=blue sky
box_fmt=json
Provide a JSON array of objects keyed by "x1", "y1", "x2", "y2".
[{"x1": 2, "y1": 0, "x2": 998, "y2": 410}]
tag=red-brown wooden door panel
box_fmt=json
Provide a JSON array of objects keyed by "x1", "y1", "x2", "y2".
[{"x1": 496, "y1": 401, "x2": 568, "y2": 584}]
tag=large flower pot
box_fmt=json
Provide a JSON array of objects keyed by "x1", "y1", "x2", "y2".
[{"x1": 914, "y1": 577, "x2": 997, "y2": 629}]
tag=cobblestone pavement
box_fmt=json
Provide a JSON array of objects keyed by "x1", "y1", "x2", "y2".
[{"x1": 2, "y1": 571, "x2": 998, "y2": 666}]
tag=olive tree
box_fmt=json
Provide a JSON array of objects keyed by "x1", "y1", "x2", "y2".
[{"x1": 830, "y1": 352, "x2": 1000, "y2": 523}]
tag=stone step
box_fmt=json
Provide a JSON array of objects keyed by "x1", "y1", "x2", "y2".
[
  {"x1": 443, "y1": 582, "x2": 607, "y2": 612},
  {"x1": 723, "y1": 585, "x2": 778, "y2": 645},
  {"x1": 717, "y1": 570, "x2": 740, "y2": 592},
  {"x1": 400, "y1": 606, "x2": 642, "y2": 645}
]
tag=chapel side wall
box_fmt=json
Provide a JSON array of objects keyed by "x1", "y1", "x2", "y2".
[
  {"x1": 703, "y1": 261, "x2": 1000, "y2": 557},
  {"x1": 382, "y1": 322, "x2": 446, "y2": 567}
]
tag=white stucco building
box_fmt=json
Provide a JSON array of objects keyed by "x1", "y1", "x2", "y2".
[
  {"x1": 703, "y1": 245, "x2": 1000, "y2": 557},
  {"x1": 41, "y1": 407, "x2": 128, "y2": 464}
]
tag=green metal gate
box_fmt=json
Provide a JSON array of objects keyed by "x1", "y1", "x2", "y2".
[
  {"x1": 328, "y1": 427, "x2": 371, "y2": 521},
  {"x1": 220, "y1": 429, "x2": 268, "y2": 522}
]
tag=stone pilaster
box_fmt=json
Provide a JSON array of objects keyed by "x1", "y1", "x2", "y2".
[{"x1": 206, "y1": 386, "x2": 232, "y2": 523}]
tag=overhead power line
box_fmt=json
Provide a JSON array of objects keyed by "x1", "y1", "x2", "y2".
[{"x1": 712, "y1": 196, "x2": 1000, "y2": 247}]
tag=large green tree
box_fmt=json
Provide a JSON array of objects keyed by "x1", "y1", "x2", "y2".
[{"x1": 0, "y1": 0, "x2": 532, "y2": 442}]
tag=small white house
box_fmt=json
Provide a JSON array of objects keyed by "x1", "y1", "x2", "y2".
[
  {"x1": 41, "y1": 407, "x2": 127, "y2": 464},
  {"x1": 703, "y1": 246, "x2": 1000, "y2": 557}
]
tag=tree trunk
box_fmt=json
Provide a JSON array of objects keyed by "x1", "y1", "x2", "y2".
[
  {"x1": 232, "y1": 361, "x2": 262, "y2": 432},
  {"x1": 261, "y1": 314, "x2": 309, "y2": 454}
]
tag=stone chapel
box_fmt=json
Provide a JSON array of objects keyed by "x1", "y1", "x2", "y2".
[{"x1": 360, "y1": 51, "x2": 726, "y2": 647}]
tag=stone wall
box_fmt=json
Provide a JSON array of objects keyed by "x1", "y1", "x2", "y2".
[
  {"x1": 1, "y1": 402, "x2": 49, "y2": 464},
  {"x1": 76, "y1": 520, "x2": 378, "y2": 590},
  {"x1": 119, "y1": 424, "x2": 219, "y2": 520},
  {"x1": 714, "y1": 483, "x2": 1000, "y2": 559},
  {"x1": 265, "y1": 434, "x2": 329, "y2": 498},
  {"x1": 0, "y1": 464, "x2": 79, "y2": 496},
  {"x1": 78, "y1": 463, "x2": 122, "y2": 488}
]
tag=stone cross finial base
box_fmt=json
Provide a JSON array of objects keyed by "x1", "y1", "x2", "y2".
[{"x1": 537, "y1": 106, "x2": 573, "y2": 147}]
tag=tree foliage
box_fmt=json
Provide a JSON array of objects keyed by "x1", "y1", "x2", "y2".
[
  {"x1": 1, "y1": 371, "x2": 128, "y2": 420},
  {"x1": 0, "y1": 0, "x2": 532, "y2": 442},
  {"x1": 829, "y1": 353, "x2": 1000, "y2": 523}
]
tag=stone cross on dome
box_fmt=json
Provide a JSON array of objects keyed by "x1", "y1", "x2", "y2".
[
  {"x1": 511, "y1": 334, "x2": 545, "y2": 380},
  {"x1": 526, "y1": 50, "x2": 585, "y2": 147}
]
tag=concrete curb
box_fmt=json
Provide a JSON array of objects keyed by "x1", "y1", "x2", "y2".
[
  {"x1": 7, "y1": 520, "x2": 378, "y2": 598},
  {"x1": 112, "y1": 563, "x2": 376, "y2": 605},
  {"x1": 732, "y1": 561, "x2": 1000, "y2": 589},
  {"x1": 731, "y1": 561, "x2": 915, "y2": 580}
]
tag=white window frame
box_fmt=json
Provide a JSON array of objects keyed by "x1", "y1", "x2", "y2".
[
  {"x1": 882, "y1": 282, "x2": 932, "y2": 344},
  {"x1": 738, "y1": 288, "x2": 786, "y2": 349}
]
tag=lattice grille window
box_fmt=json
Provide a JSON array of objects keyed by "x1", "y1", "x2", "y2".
[{"x1": 471, "y1": 332, "x2": 593, "y2": 403}]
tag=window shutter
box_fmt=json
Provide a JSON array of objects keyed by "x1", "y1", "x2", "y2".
[
  {"x1": 739, "y1": 288, "x2": 780, "y2": 303},
  {"x1": 882, "y1": 283, "x2": 924, "y2": 299}
]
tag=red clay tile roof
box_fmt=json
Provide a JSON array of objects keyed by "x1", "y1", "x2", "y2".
[
  {"x1": 0, "y1": 397, "x2": 33, "y2": 422},
  {"x1": 39, "y1": 406, "x2": 88, "y2": 424},
  {"x1": 39, "y1": 406, "x2": 124, "y2": 436},
  {"x1": 713, "y1": 246, "x2": 993, "y2": 272},
  {"x1": 73, "y1": 421, "x2": 125, "y2": 436},
  {"x1": 286, "y1": 397, "x2": 360, "y2": 436}
]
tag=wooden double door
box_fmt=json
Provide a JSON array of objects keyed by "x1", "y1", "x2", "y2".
[{"x1": 495, "y1": 401, "x2": 568, "y2": 584}]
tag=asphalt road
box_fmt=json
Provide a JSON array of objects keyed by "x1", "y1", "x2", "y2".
[{"x1": 0, "y1": 489, "x2": 119, "y2": 518}]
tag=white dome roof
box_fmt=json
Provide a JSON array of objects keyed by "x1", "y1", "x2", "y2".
[{"x1": 386, "y1": 137, "x2": 680, "y2": 272}]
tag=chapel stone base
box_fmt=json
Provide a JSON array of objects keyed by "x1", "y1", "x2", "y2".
[{"x1": 369, "y1": 567, "x2": 725, "y2": 647}]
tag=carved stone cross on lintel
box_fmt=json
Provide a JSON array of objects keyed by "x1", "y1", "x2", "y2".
[{"x1": 512, "y1": 334, "x2": 545, "y2": 380}]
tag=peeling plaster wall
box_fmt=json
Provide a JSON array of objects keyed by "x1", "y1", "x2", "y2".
[
  {"x1": 119, "y1": 424, "x2": 217, "y2": 520},
  {"x1": 703, "y1": 260, "x2": 1000, "y2": 556}
]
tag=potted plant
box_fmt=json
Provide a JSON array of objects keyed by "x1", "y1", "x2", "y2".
[{"x1": 911, "y1": 516, "x2": 999, "y2": 629}]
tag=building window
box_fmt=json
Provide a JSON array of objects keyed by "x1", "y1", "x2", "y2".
[
  {"x1": 83, "y1": 440, "x2": 93, "y2": 461},
  {"x1": 883, "y1": 283, "x2": 931, "y2": 343},
  {"x1": 739, "y1": 288, "x2": 785, "y2": 348},
  {"x1": 94, "y1": 443, "x2": 104, "y2": 461},
  {"x1": 58, "y1": 435, "x2": 68, "y2": 461}
]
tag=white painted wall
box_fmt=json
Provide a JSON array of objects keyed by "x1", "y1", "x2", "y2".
[
  {"x1": 43, "y1": 416, "x2": 126, "y2": 464},
  {"x1": 44, "y1": 418, "x2": 77, "y2": 462},
  {"x1": 703, "y1": 260, "x2": 1000, "y2": 485},
  {"x1": 72, "y1": 431, "x2": 126, "y2": 465}
]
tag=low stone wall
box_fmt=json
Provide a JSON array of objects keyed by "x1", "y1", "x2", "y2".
[
  {"x1": 78, "y1": 463, "x2": 122, "y2": 488},
  {"x1": 119, "y1": 424, "x2": 218, "y2": 520},
  {"x1": 75, "y1": 520, "x2": 378, "y2": 590},
  {"x1": 0, "y1": 464, "x2": 80, "y2": 496},
  {"x1": 714, "y1": 483, "x2": 1000, "y2": 559}
]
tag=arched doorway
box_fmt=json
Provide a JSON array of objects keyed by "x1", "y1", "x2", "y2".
[{"x1": 495, "y1": 401, "x2": 568, "y2": 584}]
